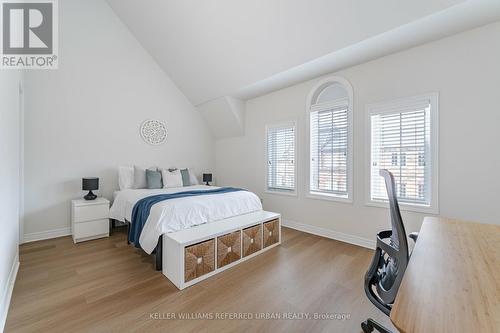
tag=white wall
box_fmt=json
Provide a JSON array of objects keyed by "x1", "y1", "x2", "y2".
[
  {"x1": 216, "y1": 21, "x2": 500, "y2": 245},
  {"x1": 0, "y1": 70, "x2": 22, "y2": 330},
  {"x1": 23, "y1": 0, "x2": 214, "y2": 237}
]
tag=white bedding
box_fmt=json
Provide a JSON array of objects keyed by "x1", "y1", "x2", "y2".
[{"x1": 109, "y1": 185, "x2": 262, "y2": 253}]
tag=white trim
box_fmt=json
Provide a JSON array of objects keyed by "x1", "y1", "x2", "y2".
[
  {"x1": 282, "y1": 219, "x2": 374, "y2": 249},
  {"x1": 265, "y1": 120, "x2": 298, "y2": 196},
  {"x1": 23, "y1": 227, "x2": 71, "y2": 243},
  {"x1": 0, "y1": 253, "x2": 19, "y2": 332},
  {"x1": 364, "y1": 92, "x2": 439, "y2": 214},
  {"x1": 306, "y1": 76, "x2": 353, "y2": 107},
  {"x1": 305, "y1": 193, "x2": 352, "y2": 204},
  {"x1": 365, "y1": 200, "x2": 438, "y2": 214},
  {"x1": 264, "y1": 189, "x2": 298, "y2": 197},
  {"x1": 305, "y1": 76, "x2": 354, "y2": 203}
]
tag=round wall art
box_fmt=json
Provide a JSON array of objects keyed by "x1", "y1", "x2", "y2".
[{"x1": 140, "y1": 119, "x2": 167, "y2": 145}]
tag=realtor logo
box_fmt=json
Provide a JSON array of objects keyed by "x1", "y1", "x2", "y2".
[{"x1": 1, "y1": 0, "x2": 58, "y2": 69}]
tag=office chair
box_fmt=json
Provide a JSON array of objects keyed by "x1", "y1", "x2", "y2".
[{"x1": 361, "y1": 169, "x2": 418, "y2": 333}]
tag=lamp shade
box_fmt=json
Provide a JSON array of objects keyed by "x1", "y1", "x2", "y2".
[
  {"x1": 203, "y1": 173, "x2": 212, "y2": 183},
  {"x1": 82, "y1": 177, "x2": 99, "y2": 191}
]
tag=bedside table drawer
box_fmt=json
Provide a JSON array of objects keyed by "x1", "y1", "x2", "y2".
[
  {"x1": 74, "y1": 219, "x2": 108, "y2": 240},
  {"x1": 73, "y1": 204, "x2": 109, "y2": 223}
]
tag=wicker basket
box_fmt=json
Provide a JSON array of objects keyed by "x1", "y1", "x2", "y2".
[
  {"x1": 243, "y1": 224, "x2": 262, "y2": 257},
  {"x1": 217, "y1": 231, "x2": 241, "y2": 268},
  {"x1": 184, "y1": 238, "x2": 215, "y2": 282},
  {"x1": 263, "y1": 219, "x2": 279, "y2": 248}
]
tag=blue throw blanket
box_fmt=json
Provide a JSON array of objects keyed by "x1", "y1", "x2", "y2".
[{"x1": 129, "y1": 187, "x2": 246, "y2": 248}]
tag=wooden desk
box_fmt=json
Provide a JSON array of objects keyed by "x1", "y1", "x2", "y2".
[{"x1": 390, "y1": 217, "x2": 500, "y2": 333}]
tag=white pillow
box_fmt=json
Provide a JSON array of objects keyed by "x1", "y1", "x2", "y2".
[
  {"x1": 161, "y1": 169, "x2": 183, "y2": 188},
  {"x1": 118, "y1": 166, "x2": 134, "y2": 190},
  {"x1": 188, "y1": 169, "x2": 199, "y2": 185},
  {"x1": 133, "y1": 166, "x2": 157, "y2": 189}
]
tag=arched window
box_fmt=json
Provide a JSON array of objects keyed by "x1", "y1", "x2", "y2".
[{"x1": 306, "y1": 76, "x2": 353, "y2": 202}]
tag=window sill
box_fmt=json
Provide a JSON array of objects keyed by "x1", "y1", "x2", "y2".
[
  {"x1": 306, "y1": 192, "x2": 352, "y2": 204},
  {"x1": 265, "y1": 189, "x2": 298, "y2": 197},
  {"x1": 365, "y1": 200, "x2": 438, "y2": 214}
]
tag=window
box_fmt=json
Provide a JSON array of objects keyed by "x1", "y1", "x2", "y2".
[
  {"x1": 418, "y1": 184, "x2": 424, "y2": 199},
  {"x1": 266, "y1": 122, "x2": 296, "y2": 194},
  {"x1": 418, "y1": 152, "x2": 425, "y2": 167},
  {"x1": 306, "y1": 77, "x2": 353, "y2": 202},
  {"x1": 367, "y1": 93, "x2": 438, "y2": 213},
  {"x1": 391, "y1": 153, "x2": 398, "y2": 166},
  {"x1": 399, "y1": 183, "x2": 406, "y2": 198}
]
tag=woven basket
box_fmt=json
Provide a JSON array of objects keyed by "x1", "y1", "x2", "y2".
[
  {"x1": 263, "y1": 219, "x2": 279, "y2": 248},
  {"x1": 217, "y1": 231, "x2": 241, "y2": 268},
  {"x1": 243, "y1": 224, "x2": 262, "y2": 257},
  {"x1": 184, "y1": 238, "x2": 215, "y2": 282}
]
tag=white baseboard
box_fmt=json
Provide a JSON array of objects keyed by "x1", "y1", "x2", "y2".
[
  {"x1": 23, "y1": 227, "x2": 71, "y2": 243},
  {"x1": 0, "y1": 253, "x2": 19, "y2": 332},
  {"x1": 282, "y1": 219, "x2": 375, "y2": 250}
]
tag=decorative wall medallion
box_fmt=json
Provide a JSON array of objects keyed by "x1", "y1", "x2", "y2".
[{"x1": 140, "y1": 119, "x2": 167, "y2": 145}]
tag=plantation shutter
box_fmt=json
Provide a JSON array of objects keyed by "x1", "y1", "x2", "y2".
[
  {"x1": 370, "y1": 98, "x2": 432, "y2": 206},
  {"x1": 310, "y1": 100, "x2": 348, "y2": 196},
  {"x1": 267, "y1": 123, "x2": 296, "y2": 191}
]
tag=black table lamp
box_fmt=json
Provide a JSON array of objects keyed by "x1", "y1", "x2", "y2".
[
  {"x1": 82, "y1": 177, "x2": 99, "y2": 200},
  {"x1": 203, "y1": 173, "x2": 212, "y2": 186}
]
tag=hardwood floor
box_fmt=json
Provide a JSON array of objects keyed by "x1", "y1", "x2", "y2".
[{"x1": 6, "y1": 227, "x2": 394, "y2": 333}]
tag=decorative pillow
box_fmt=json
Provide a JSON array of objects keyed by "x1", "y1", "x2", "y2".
[
  {"x1": 146, "y1": 169, "x2": 163, "y2": 189},
  {"x1": 161, "y1": 169, "x2": 183, "y2": 188},
  {"x1": 133, "y1": 166, "x2": 156, "y2": 189},
  {"x1": 180, "y1": 169, "x2": 191, "y2": 186},
  {"x1": 118, "y1": 166, "x2": 134, "y2": 190},
  {"x1": 188, "y1": 169, "x2": 199, "y2": 185}
]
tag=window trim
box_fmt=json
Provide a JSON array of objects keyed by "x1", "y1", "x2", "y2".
[
  {"x1": 364, "y1": 92, "x2": 439, "y2": 214},
  {"x1": 265, "y1": 120, "x2": 298, "y2": 197},
  {"x1": 305, "y1": 76, "x2": 354, "y2": 203}
]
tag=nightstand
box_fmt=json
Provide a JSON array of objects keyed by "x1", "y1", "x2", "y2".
[{"x1": 71, "y1": 197, "x2": 110, "y2": 243}]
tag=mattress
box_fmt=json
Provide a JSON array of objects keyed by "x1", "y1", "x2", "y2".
[{"x1": 109, "y1": 185, "x2": 263, "y2": 253}]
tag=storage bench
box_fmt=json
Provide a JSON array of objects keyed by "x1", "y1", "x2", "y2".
[{"x1": 163, "y1": 211, "x2": 281, "y2": 290}]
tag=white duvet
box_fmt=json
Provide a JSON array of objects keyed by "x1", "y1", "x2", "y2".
[{"x1": 109, "y1": 185, "x2": 262, "y2": 253}]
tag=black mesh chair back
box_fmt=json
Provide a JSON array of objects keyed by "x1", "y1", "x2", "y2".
[{"x1": 362, "y1": 169, "x2": 415, "y2": 333}]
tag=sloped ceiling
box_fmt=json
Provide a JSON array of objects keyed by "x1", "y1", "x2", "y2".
[
  {"x1": 198, "y1": 96, "x2": 245, "y2": 139},
  {"x1": 106, "y1": 0, "x2": 467, "y2": 106}
]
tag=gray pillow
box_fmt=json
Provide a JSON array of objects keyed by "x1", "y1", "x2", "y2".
[
  {"x1": 180, "y1": 169, "x2": 191, "y2": 186},
  {"x1": 146, "y1": 169, "x2": 163, "y2": 189},
  {"x1": 133, "y1": 166, "x2": 156, "y2": 189}
]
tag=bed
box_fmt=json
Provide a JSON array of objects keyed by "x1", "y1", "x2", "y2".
[
  {"x1": 110, "y1": 184, "x2": 281, "y2": 289},
  {"x1": 110, "y1": 185, "x2": 263, "y2": 252},
  {"x1": 110, "y1": 164, "x2": 282, "y2": 288}
]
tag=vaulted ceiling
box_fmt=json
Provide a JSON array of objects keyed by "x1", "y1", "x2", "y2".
[{"x1": 106, "y1": 0, "x2": 472, "y2": 106}]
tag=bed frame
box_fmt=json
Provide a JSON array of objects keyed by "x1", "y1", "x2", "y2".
[
  {"x1": 123, "y1": 210, "x2": 280, "y2": 289},
  {"x1": 122, "y1": 220, "x2": 164, "y2": 271}
]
